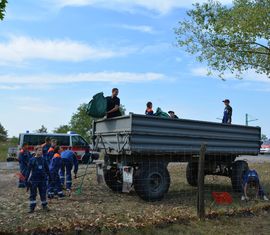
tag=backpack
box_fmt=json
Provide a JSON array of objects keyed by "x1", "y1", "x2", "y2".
[{"x1": 86, "y1": 92, "x2": 107, "y2": 118}]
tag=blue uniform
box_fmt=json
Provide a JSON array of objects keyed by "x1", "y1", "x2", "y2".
[
  {"x1": 18, "y1": 149, "x2": 31, "y2": 188},
  {"x1": 42, "y1": 143, "x2": 51, "y2": 158},
  {"x1": 145, "y1": 108, "x2": 154, "y2": 116},
  {"x1": 26, "y1": 156, "x2": 49, "y2": 210},
  {"x1": 60, "y1": 150, "x2": 79, "y2": 190},
  {"x1": 242, "y1": 169, "x2": 265, "y2": 197},
  {"x1": 48, "y1": 153, "x2": 63, "y2": 198},
  {"x1": 45, "y1": 147, "x2": 54, "y2": 167},
  {"x1": 222, "y1": 105, "x2": 232, "y2": 124}
]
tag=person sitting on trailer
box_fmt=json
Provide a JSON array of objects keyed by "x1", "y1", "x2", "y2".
[
  {"x1": 60, "y1": 148, "x2": 78, "y2": 196},
  {"x1": 241, "y1": 169, "x2": 269, "y2": 201},
  {"x1": 145, "y1": 102, "x2": 154, "y2": 116},
  {"x1": 168, "y1": 110, "x2": 179, "y2": 119},
  {"x1": 106, "y1": 88, "x2": 122, "y2": 118}
]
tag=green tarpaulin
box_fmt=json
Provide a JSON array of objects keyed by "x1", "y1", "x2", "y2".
[
  {"x1": 86, "y1": 92, "x2": 107, "y2": 118},
  {"x1": 154, "y1": 107, "x2": 170, "y2": 118}
]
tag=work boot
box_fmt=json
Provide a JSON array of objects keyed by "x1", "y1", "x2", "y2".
[
  {"x1": 28, "y1": 208, "x2": 34, "y2": 213},
  {"x1": 42, "y1": 206, "x2": 50, "y2": 212}
]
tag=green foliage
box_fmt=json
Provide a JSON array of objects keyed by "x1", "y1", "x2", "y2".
[
  {"x1": 69, "y1": 104, "x2": 93, "y2": 142},
  {"x1": 35, "y1": 125, "x2": 48, "y2": 133},
  {"x1": 261, "y1": 134, "x2": 268, "y2": 141},
  {"x1": 175, "y1": 0, "x2": 270, "y2": 79},
  {"x1": 53, "y1": 125, "x2": 71, "y2": 134},
  {"x1": 120, "y1": 104, "x2": 126, "y2": 115},
  {"x1": 0, "y1": 122, "x2": 8, "y2": 142},
  {"x1": 0, "y1": 0, "x2": 8, "y2": 20}
]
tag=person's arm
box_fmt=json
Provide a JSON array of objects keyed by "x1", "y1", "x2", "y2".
[
  {"x1": 227, "y1": 107, "x2": 232, "y2": 123},
  {"x1": 107, "y1": 98, "x2": 120, "y2": 114},
  {"x1": 243, "y1": 183, "x2": 249, "y2": 199},
  {"x1": 25, "y1": 159, "x2": 33, "y2": 182}
]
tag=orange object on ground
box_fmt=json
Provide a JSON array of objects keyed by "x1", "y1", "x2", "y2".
[
  {"x1": 15, "y1": 172, "x2": 26, "y2": 181},
  {"x1": 212, "y1": 192, "x2": 233, "y2": 205}
]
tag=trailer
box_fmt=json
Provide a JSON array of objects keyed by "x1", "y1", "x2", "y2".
[{"x1": 92, "y1": 114, "x2": 261, "y2": 201}]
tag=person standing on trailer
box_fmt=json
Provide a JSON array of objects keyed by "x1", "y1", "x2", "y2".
[
  {"x1": 25, "y1": 145, "x2": 50, "y2": 213},
  {"x1": 60, "y1": 148, "x2": 78, "y2": 196},
  {"x1": 48, "y1": 146, "x2": 64, "y2": 199},
  {"x1": 18, "y1": 142, "x2": 32, "y2": 188},
  {"x1": 222, "y1": 99, "x2": 232, "y2": 124},
  {"x1": 106, "y1": 88, "x2": 122, "y2": 118},
  {"x1": 145, "y1": 102, "x2": 154, "y2": 116}
]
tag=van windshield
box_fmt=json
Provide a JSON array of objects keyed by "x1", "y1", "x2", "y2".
[{"x1": 72, "y1": 136, "x2": 88, "y2": 146}]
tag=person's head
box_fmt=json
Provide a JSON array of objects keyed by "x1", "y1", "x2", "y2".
[
  {"x1": 35, "y1": 145, "x2": 43, "y2": 157},
  {"x1": 22, "y1": 142, "x2": 29, "y2": 150},
  {"x1": 54, "y1": 146, "x2": 61, "y2": 154},
  {"x1": 112, "y1": 88, "x2": 119, "y2": 97},
  {"x1": 223, "y1": 99, "x2": 230, "y2": 106},
  {"x1": 51, "y1": 139, "x2": 57, "y2": 147},
  {"x1": 168, "y1": 111, "x2": 175, "y2": 118},
  {"x1": 146, "y1": 102, "x2": 152, "y2": 109},
  {"x1": 45, "y1": 136, "x2": 51, "y2": 144}
]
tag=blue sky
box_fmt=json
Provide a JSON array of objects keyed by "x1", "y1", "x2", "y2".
[{"x1": 0, "y1": 0, "x2": 269, "y2": 137}]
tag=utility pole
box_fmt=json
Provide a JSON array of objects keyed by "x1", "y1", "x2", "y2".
[{"x1": 245, "y1": 113, "x2": 258, "y2": 126}]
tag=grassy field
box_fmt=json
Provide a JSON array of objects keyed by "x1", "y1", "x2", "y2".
[
  {"x1": 0, "y1": 162, "x2": 270, "y2": 234},
  {"x1": 0, "y1": 139, "x2": 18, "y2": 162}
]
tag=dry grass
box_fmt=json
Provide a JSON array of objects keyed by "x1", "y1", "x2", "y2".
[{"x1": 0, "y1": 162, "x2": 270, "y2": 234}]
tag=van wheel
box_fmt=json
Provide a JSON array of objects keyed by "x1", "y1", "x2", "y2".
[
  {"x1": 134, "y1": 163, "x2": 170, "y2": 201},
  {"x1": 103, "y1": 167, "x2": 123, "y2": 193},
  {"x1": 231, "y1": 160, "x2": 249, "y2": 192},
  {"x1": 186, "y1": 162, "x2": 198, "y2": 187}
]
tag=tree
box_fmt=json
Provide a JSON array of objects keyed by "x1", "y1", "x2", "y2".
[
  {"x1": 0, "y1": 122, "x2": 8, "y2": 142},
  {"x1": 175, "y1": 0, "x2": 270, "y2": 79},
  {"x1": 261, "y1": 134, "x2": 268, "y2": 141},
  {"x1": 53, "y1": 125, "x2": 71, "y2": 134},
  {"x1": 69, "y1": 104, "x2": 93, "y2": 142},
  {"x1": 35, "y1": 125, "x2": 48, "y2": 133},
  {"x1": 0, "y1": 0, "x2": 8, "y2": 20},
  {"x1": 120, "y1": 104, "x2": 126, "y2": 115}
]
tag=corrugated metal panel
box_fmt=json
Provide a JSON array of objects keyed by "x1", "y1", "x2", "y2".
[{"x1": 93, "y1": 114, "x2": 261, "y2": 156}]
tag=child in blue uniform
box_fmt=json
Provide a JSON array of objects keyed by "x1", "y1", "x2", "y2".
[
  {"x1": 45, "y1": 139, "x2": 57, "y2": 167},
  {"x1": 48, "y1": 146, "x2": 64, "y2": 199},
  {"x1": 25, "y1": 145, "x2": 50, "y2": 213},
  {"x1": 60, "y1": 148, "x2": 78, "y2": 195},
  {"x1": 145, "y1": 102, "x2": 154, "y2": 116},
  {"x1": 241, "y1": 169, "x2": 269, "y2": 201},
  {"x1": 18, "y1": 142, "x2": 31, "y2": 188},
  {"x1": 41, "y1": 137, "x2": 51, "y2": 157}
]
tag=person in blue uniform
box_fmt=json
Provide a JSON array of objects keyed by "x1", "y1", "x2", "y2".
[
  {"x1": 18, "y1": 142, "x2": 31, "y2": 188},
  {"x1": 48, "y1": 146, "x2": 64, "y2": 199},
  {"x1": 60, "y1": 148, "x2": 78, "y2": 195},
  {"x1": 25, "y1": 145, "x2": 50, "y2": 213},
  {"x1": 45, "y1": 139, "x2": 57, "y2": 167},
  {"x1": 222, "y1": 99, "x2": 232, "y2": 124},
  {"x1": 241, "y1": 169, "x2": 269, "y2": 201},
  {"x1": 145, "y1": 102, "x2": 154, "y2": 116},
  {"x1": 41, "y1": 137, "x2": 51, "y2": 157}
]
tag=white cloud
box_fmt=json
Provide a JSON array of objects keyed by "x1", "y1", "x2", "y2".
[
  {"x1": 0, "y1": 36, "x2": 132, "y2": 64},
  {"x1": 0, "y1": 85, "x2": 20, "y2": 90},
  {"x1": 119, "y1": 24, "x2": 156, "y2": 33},
  {"x1": 0, "y1": 72, "x2": 166, "y2": 84},
  {"x1": 50, "y1": 0, "x2": 233, "y2": 14}
]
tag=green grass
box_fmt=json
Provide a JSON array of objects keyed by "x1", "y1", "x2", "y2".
[{"x1": 0, "y1": 139, "x2": 18, "y2": 162}]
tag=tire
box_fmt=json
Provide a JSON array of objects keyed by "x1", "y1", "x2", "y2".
[
  {"x1": 186, "y1": 162, "x2": 198, "y2": 187},
  {"x1": 231, "y1": 160, "x2": 249, "y2": 192},
  {"x1": 134, "y1": 163, "x2": 170, "y2": 202},
  {"x1": 103, "y1": 167, "x2": 123, "y2": 193}
]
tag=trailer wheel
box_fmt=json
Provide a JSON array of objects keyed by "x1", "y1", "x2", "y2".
[
  {"x1": 134, "y1": 163, "x2": 170, "y2": 202},
  {"x1": 104, "y1": 167, "x2": 123, "y2": 193},
  {"x1": 231, "y1": 160, "x2": 249, "y2": 192},
  {"x1": 186, "y1": 162, "x2": 198, "y2": 187}
]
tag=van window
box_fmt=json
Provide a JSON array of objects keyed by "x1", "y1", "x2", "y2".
[
  {"x1": 23, "y1": 135, "x2": 70, "y2": 146},
  {"x1": 72, "y1": 136, "x2": 88, "y2": 146},
  {"x1": 52, "y1": 136, "x2": 70, "y2": 146}
]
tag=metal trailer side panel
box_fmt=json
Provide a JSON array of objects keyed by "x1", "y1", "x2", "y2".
[{"x1": 93, "y1": 114, "x2": 261, "y2": 156}]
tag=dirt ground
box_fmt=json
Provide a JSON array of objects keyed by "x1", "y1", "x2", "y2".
[{"x1": 0, "y1": 162, "x2": 270, "y2": 234}]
